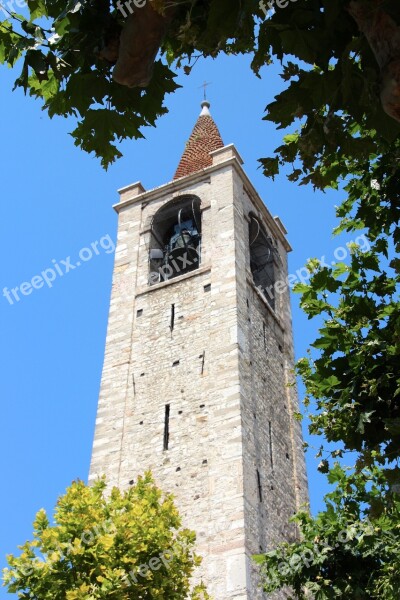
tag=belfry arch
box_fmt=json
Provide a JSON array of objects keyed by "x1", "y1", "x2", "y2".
[{"x1": 148, "y1": 195, "x2": 202, "y2": 284}]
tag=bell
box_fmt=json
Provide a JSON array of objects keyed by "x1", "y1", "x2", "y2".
[
  {"x1": 173, "y1": 230, "x2": 192, "y2": 250},
  {"x1": 167, "y1": 245, "x2": 200, "y2": 277}
]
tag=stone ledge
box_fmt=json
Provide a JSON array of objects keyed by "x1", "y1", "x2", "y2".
[{"x1": 135, "y1": 265, "x2": 211, "y2": 298}]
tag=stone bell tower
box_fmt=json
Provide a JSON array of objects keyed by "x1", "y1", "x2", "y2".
[{"x1": 89, "y1": 100, "x2": 309, "y2": 599}]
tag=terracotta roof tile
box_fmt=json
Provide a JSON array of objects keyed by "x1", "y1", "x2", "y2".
[{"x1": 173, "y1": 102, "x2": 224, "y2": 180}]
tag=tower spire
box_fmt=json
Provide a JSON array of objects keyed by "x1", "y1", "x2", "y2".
[{"x1": 173, "y1": 98, "x2": 224, "y2": 180}]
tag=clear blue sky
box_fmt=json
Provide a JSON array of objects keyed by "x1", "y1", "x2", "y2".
[{"x1": 0, "y1": 52, "x2": 349, "y2": 587}]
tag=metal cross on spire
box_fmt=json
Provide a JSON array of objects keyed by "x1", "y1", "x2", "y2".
[{"x1": 199, "y1": 81, "x2": 212, "y2": 100}]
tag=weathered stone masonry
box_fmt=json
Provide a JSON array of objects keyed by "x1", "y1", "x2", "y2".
[{"x1": 90, "y1": 110, "x2": 309, "y2": 599}]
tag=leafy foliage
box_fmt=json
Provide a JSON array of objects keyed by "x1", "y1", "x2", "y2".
[
  {"x1": 256, "y1": 58, "x2": 400, "y2": 600},
  {"x1": 1, "y1": 0, "x2": 400, "y2": 166},
  {"x1": 255, "y1": 465, "x2": 400, "y2": 599},
  {"x1": 2, "y1": 473, "x2": 209, "y2": 599},
  {"x1": 296, "y1": 146, "x2": 400, "y2": 472},
  {"x1": 0, "y1": 1, "x2": 179, "y2": 167}
]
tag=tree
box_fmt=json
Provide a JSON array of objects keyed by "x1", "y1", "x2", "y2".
[
  {"x1": 255, "y1": 465, "x2": 400, "y2": 599},
  {"x1": 2, "y1": 473, "x2": 209, "y2": 599},
  {"x1": 1, "y1": 0, "x2": 400, "y2": 167}
]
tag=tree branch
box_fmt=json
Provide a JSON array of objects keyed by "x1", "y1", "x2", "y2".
[
  {"x1": 112, "y1": 2, "x2": 176, "y2": 88},
  {"x1": 348, "y1": 0, "x2": 400, "y2": 122}
]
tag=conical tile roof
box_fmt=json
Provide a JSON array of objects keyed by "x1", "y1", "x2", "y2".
[{"x1": 173, "y1": 101, "x2": 224, "y2": 180}]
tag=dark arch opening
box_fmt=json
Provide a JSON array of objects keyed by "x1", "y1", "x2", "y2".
[
  {"x1": 149, "y1": 196, "x2": 202, "y2": 284},
  {"x1": 249, "y1": 214, "x2": 276, "y2": 310}
]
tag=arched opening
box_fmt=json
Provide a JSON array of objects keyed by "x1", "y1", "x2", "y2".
[
  {"x1": 249, "y1": 214, "x2": 276, "y2": 310},
  {"x1": 149, "y1": 196, "x2": 202, "y2": 284}
]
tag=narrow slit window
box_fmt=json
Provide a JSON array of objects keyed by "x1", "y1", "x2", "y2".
[
  {"x1": 200, "y1": 351, "x2": 205, "y2": 374},
  {"x1": 163, "y1": 404, "x2": 170, "y2": 451},
  {"x1": 256, "y1": 469, "x2": 263, "y2": 503},
  {"x1": 268, "y1": 421, "x2": 274, "y2": 470},
  {"x1": 170, "y1": 303, "x2": 175, "y2": 332}
]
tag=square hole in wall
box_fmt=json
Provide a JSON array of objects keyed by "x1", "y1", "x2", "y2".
[
  {"x1": 204, "y1": 284, "x2": 211, "y2": 293},
  {"x1": 136, "y1": 309, "x2": 143, "y2": 317}
]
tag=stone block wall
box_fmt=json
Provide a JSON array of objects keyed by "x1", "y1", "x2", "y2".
[{"x1": 232, "y1": 171, "x2": 309, "y2": 598}]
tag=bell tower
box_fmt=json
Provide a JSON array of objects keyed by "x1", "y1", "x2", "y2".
[{"x1": 89, "y1": 101, "x2": 309, "y2": 599}]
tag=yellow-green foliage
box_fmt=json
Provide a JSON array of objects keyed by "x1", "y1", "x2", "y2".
[{"x1": 3, "y1": 472, "x2": 210, "y2": 599}]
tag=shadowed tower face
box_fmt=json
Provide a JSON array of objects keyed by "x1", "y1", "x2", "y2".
[{"x1": 89, "y1": 101, "x2": 309, "y2": 599}]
